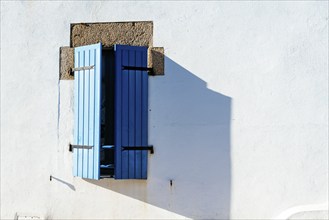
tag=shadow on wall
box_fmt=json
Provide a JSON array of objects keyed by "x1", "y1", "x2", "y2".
[{"x1": 86, "y1": 57, "x2": 232, "y2": 219}]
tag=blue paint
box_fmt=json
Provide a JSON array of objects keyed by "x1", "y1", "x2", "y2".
[
  {"x1": 88, "y1": 48, "x2": 95, "y2": 178},
  {"x1": 135, "y1": 51, "x2": 142, "y2": 179},
  {"x1": 73, "y1": 43, "x2": 102, "y2": 180},
  {"x1": 73, "y1": 43, "x2": 147, "y2": 180},
  {"x1": 94, "y1": 44, "x2": 102, "y2": 179},
  {"x1": 83, "y1": 49, "x2": 89, "y2": 178},
  {"x1": 114, "y1": 45, "x2": 148, "y2": 179},
  {"x1": 128, "y1": 50, "x2": 136, "y2": 178},
  {"x1": 141, "y1": 49, "x2": 148, "y2": 179},
  {"x1": 121, "y1": 49, "x2": 129, "y2": 179}
]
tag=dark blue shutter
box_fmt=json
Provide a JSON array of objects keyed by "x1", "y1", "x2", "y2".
[
  {"x1": 114, "y1": 45, "x2": 148, "y2": 179},
  {"x1": 73, "y1": 43, "x2": 102, "y2": 180}
]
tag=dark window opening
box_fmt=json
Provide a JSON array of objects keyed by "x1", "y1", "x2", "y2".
[{"x1": 100, "y1": 49, "x2": 115, "y2": 178}]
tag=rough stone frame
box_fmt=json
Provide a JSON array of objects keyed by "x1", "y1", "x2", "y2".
[{"x1": 59, "y1": 21, "x2": 164, "y2": 80}]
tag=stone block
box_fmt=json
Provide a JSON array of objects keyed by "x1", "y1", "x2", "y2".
[
  {"x1": 59, "y1": 47, "x2": 74, "y2": 80},
  {"x1": 71, "y1": 21, "x2": 153, "y2": 48},
  {"x1": 149, "y1": 47, "x2": 164, "y2": 76}
]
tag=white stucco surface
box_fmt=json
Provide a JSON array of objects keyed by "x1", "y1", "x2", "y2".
[{"x1": 1, "y1": 1, "x2": 328, "y2": 219}]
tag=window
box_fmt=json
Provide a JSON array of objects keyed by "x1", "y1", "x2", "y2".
[{"x1": 71, "y1": 43, "x2": 152, "y2": 180}]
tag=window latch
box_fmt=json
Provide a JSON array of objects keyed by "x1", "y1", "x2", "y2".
[
  {"x1": 122, "y1": 146, "x2": 154, "y2": 154},
  {"x1": 122, "y1": 66, "x2": 154, "y2": 75}
]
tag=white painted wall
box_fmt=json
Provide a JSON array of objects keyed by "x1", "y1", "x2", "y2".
[{"x1": 1, "y1": 1, "x2": 328, "y2": 219}]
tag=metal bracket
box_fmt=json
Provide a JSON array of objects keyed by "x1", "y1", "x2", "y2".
[
  {"x1": 122, "y1": 65, "x2": 154, "y2": 76},
  {"x1": 69, "y1": 144, "x2": 93, "y2": 151},
  {"x1": 122, "y1": 146, "x2": 154, "y2": 154},
  {"x1": 70, "y1": 65, "x2": 95, "y2": 75}
]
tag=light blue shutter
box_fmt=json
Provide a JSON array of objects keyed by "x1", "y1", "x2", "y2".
[
  {"x1": 114, "y1": 45, "x2": 148, "y2": 179},
  {"x1": 73, "y1": 43, "x2": 102, "y2": 180}
]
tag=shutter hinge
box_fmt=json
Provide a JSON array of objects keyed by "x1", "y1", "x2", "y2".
[
  {"x1": 69, "y1": 144, "x2": 93, "y2": 151},
  {"x1": 122, "y1": 66, "x2": 154, "y2": 76},
  {"x1": 70, "y1": 65, "x2": 95, "y2": 75},
  {"x1": 122, "y1": 145, "x2": 154, "y2": 154}
]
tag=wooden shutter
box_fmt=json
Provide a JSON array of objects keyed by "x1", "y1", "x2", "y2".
[
  {"x1": 73, "y1": 43, "x2": 102, "y2": 180},
  {"x1": 114, "y1": 45, "x2": 149, "y2": 179}
]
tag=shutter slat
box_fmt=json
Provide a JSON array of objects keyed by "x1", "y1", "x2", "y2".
[
  {"x1": 115, "y1": 47, "x2": 122, "y2": 179},
  {"x1": 141, "y1": 49, "x2": 148, "y2": 179},
  {"x1": 135, "y1": 51, "x2": 142, "y2": 179},
  {"x1": 83, "y1": 50, "x2": 90, "y2": 178},
  {"x1": 78, "y1": 51, "x2": 84, "y2": 177},
  {"x1": 128, "y1": 50, "x2": 136, "y2": 178},
  {"x1": 94, "y1": 45, "x2": 102, "y2": 179},
  {"x1": 121, "y1": 49, "x2": 129, "y2": 179},
  {"x1": 88, "y1": 48, "x2": 95, "y2": 178}
]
